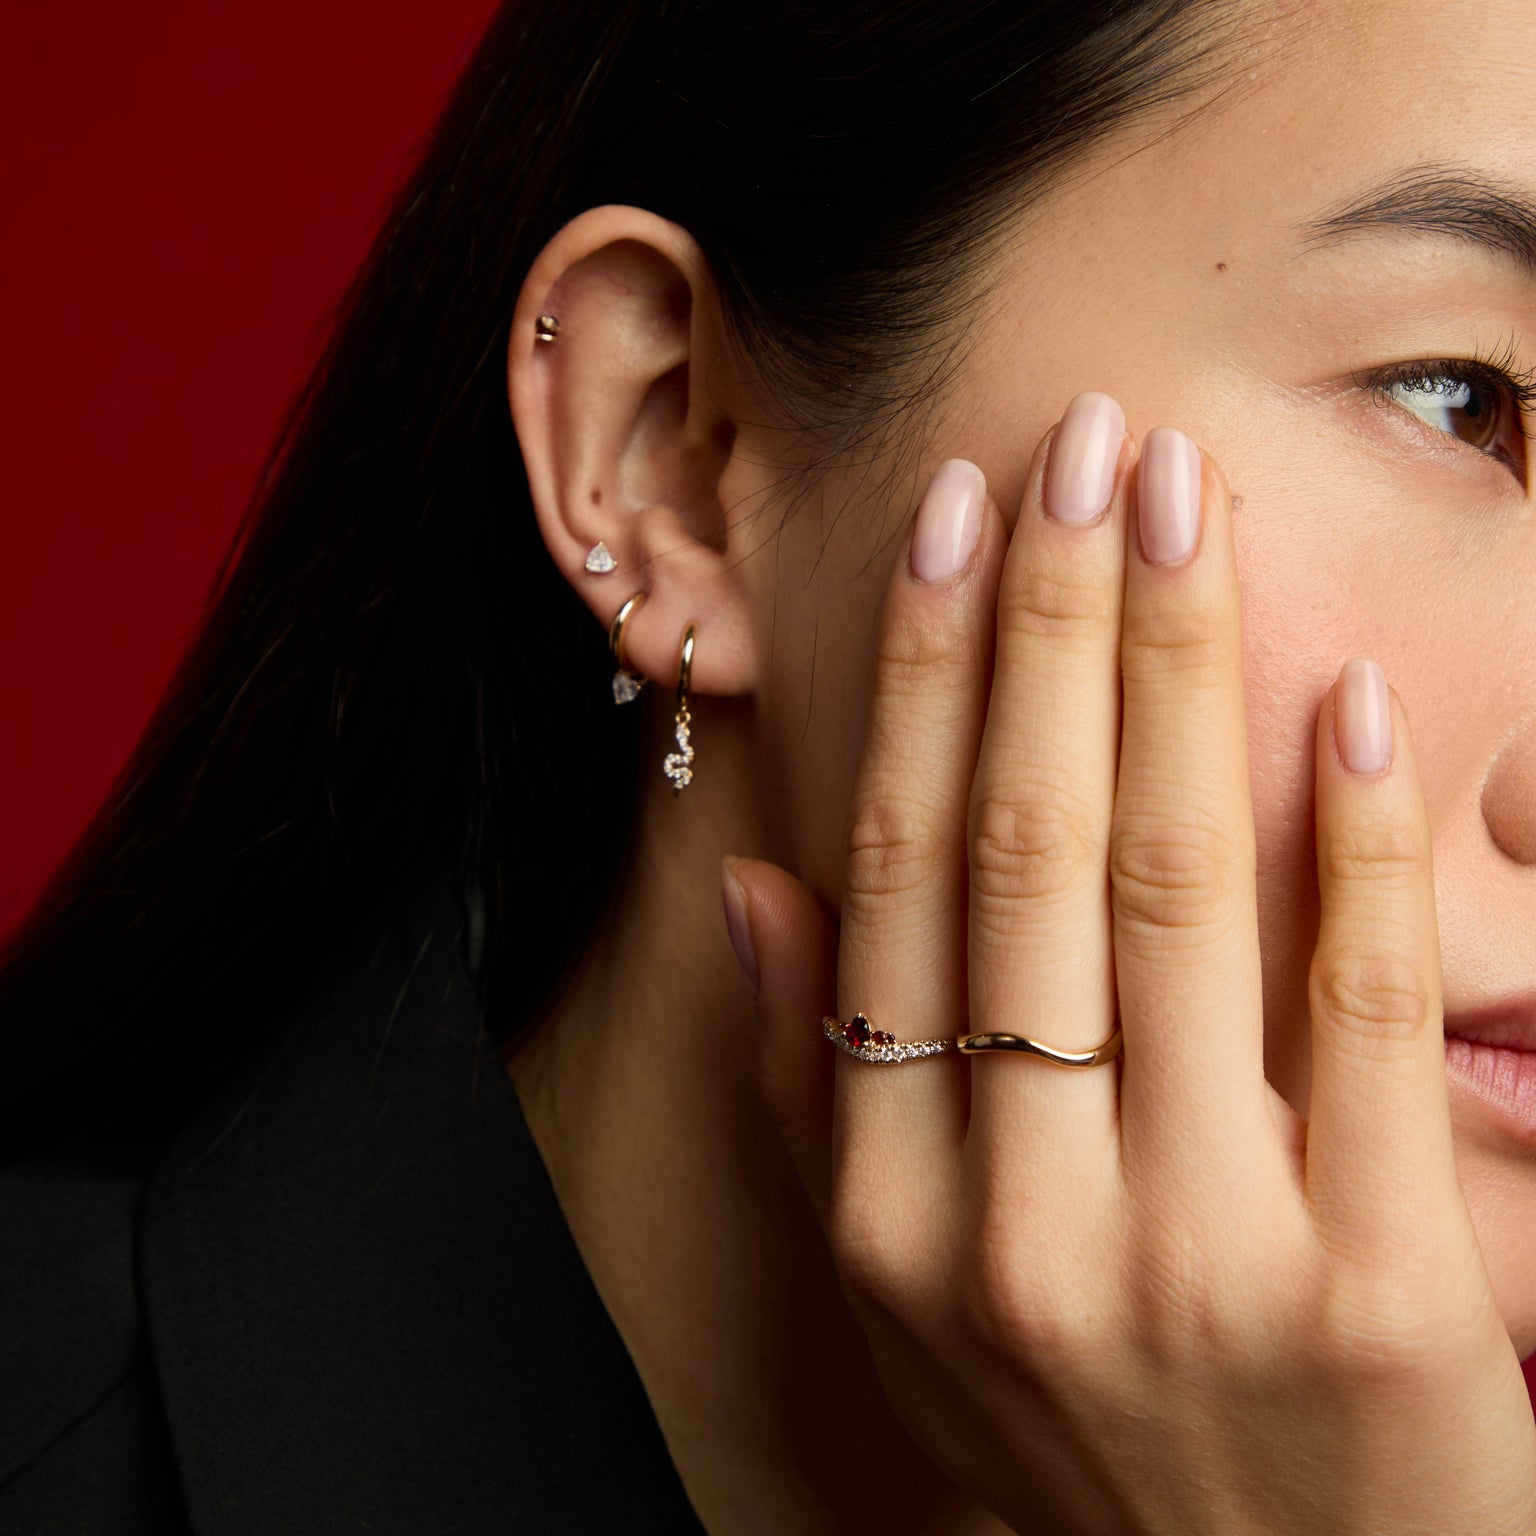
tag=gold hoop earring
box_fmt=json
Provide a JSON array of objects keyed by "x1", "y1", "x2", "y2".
[
  {"x1": 663, "y1": 624, "x2": 696, "y2": 794},
  {"x1": 609, "y1": 592, "x2": 646, "y2": 705}
]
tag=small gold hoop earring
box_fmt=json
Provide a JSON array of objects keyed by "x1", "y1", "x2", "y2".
[
  {"x1": 663, "y1": 623, "x2": 697, "y2": 794},
  {"x1": 608, "y1": 591, "x2": 646, "y2": 705},
  {"x1": 535, "y1": 314, "x2": 560, "y2": 342}
]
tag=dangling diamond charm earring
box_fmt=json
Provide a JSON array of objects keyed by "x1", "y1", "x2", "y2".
[
  {"x1": 608, "y1": 591, "x2": 646, "y2": 705},
  {"x1": 663, "y1": 624, "x2": 697, "y2": 794},
  {"x1": 585, "y1": 541, "x2": 616, "y2": 574},
  {"x1": 534, "y1": 314, "x2": 560, "y2": 342}
]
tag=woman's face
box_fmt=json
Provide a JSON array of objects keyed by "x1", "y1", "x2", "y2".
[{"x1": 748, "y1": 0, "x2": 1536, "y2": 1350}]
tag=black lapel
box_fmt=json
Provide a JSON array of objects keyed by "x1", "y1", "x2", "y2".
[{"x1": 140, "y1": 864, "x2": 707, "y2": 1534}]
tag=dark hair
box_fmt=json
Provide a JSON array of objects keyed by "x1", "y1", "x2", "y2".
[{"x1": 0, "y1": 0, "x2": 1242, "y2": 1161}]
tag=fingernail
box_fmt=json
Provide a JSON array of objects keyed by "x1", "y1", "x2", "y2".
[
  {"x1": 910, "y1": 458, "x2": 985, "y2": 583},
  {"x1": 1045, "y1": 391, "x2": 1125, "y2": 525},
  {"x1": 1138, "y1": 427, "x2": 1202, "y2": 566},
  {"x1": 1335, "y1": 658, "x2": 1393, "y2": 775},
  {"x1": 721, "y1": 856, "x2": 759, "y2": 992}
]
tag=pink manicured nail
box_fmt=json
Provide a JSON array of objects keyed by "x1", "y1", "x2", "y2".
[
  {"x1": 1335, "y1": 658, "x2": 1392, "y2": 775},
  {"x1": 910, "y1": 459, "x2": 985, "y2": 582},
  {"x1": 1045, "y1": 391, "x2": 1125, "y2": 525},
  {"x1": 1138, "y1": 427, "x2": 1202, "y2": 565}
]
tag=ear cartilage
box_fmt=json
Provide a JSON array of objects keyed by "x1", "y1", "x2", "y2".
[
  {"x1": 585, "y1": 541, "x2": 617, "y2": 575},
  {"x1": 535, "y1": 314, "x2": 560, "y2": 342}
]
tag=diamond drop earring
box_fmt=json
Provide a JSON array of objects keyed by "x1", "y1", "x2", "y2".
[
  {"x1": 662, "y1": 624, "x2": 697, "y2": 794},
  {"x1": 608, "y1": 592, "x2": 646, "y2": 705}
]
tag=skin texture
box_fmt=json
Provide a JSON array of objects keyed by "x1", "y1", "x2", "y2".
[{"x1": 504, "y1": 1, "x2": 1536, "y2": 1529}]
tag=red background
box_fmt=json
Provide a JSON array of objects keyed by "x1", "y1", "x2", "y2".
[
  {"x1": 4, "y1": 0, "x2": 1535, "y2": 1406},
  {"x1": 1, "y1": 0, "x2": 495, "y2": 932}
]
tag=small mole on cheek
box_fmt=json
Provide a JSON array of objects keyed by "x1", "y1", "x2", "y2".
[
  {"x1": 591, "y1": 488, "x2": 602, "y2": 505},
  {"x1": 1232, "y1": 493, "x2": 1243, "y2": 512},
  {"x1": 1216, "y1": 261, "x2": 1228, "y2": 273}
]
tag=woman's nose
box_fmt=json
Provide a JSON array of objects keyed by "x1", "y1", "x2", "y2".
[{"x1": 1482, "y1": 716, "x2": 1536, "y2": 865}]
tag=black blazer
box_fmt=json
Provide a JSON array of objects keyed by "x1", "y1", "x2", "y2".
[{"x1": 0, "y1": 869, "x2": 708, "y2": 1533}]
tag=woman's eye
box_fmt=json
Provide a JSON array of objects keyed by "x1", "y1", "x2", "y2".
[
  {"x1": 1368, "y1": 361, "x2": 1531, "y2": 480},
  {"x1": 1387, "y1": 373, "x2": 1505, "y2": 452}
]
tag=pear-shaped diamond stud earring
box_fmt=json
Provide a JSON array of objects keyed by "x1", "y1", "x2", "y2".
[{"x1": 585, "y1": 541, "x2": 616, "y2": 575}]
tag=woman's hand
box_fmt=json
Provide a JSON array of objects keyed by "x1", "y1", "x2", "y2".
[{"x1": 722, "y1": 394, "x2": 1536, "y2": 1536}]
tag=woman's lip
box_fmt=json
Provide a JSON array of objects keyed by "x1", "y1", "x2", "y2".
[
  {"x1": 1439, "y1": 994, "x2": 1536, "y2": 1139},
  {"x1": 1443, "y1": 1039, "x2": 1536, "y2": 1140},
  {"x1": 1442, "y1": 992, "x2": 1536, "y2": 1052}
]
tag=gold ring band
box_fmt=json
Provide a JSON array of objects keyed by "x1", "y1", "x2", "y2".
[
  {"x1": 957, "y1": 1027, "x2": 1122, "y2": 1067},
  {"x1": 824, "y1": 1014, "x2": 1122, "y2": 1068}
]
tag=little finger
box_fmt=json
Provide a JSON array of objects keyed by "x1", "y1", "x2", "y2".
[{"x1": 1305, "y1": 660, "x2": 1464, "y2": 1259}]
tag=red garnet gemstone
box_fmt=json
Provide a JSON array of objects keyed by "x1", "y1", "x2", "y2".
[
  {"x1": 845, "y1": 1015, "x2": 872, "y2": 1046},
  {"x1": 872, "y1": 1031, "x2": 894, "y2": 1045}
]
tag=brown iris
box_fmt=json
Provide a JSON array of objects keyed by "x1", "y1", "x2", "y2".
[{"x1": 1387, "y1": 371, "x2": 1518, "y2": 460}]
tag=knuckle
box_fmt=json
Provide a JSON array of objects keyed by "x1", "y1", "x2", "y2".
[
  {"x1": 962, "y1": 1209, "x2": 1071, "y2": 1367},
  {"x1": 845, "y1": 791, "x2": 944, "y2": 906},
  {"x1": 828, "y1": 1192, "x2": 921, "y2": 1319},
  {"x1": 1109, "y1": 806, "x2": 1249, "y2": 935},
  {"x1": 1001, "y1": 564, "x2": 1113, "y2": 649},
  {"x1": 1126, "y1": 1221, "x2": 1226, "y2": 1362},
  {"x1": 1309, "y1": 944, "x2": 1434, "y2": 1048},
  {"x1": 969, "y1": 787, "x2": 1100, "y2": 915},
  {"x1": 1315, "y1": 1258, "x2": 1462, "y2": 1385},
  {"x1": 1121, "y1": 608, "x2": 1229, "y2": 686},
  {"x1": 873, "y1": 601, "x2": 965, "y2": 687},
  {"x1": 957, "y1": 1195, "x2": 1125, "y2": 1387},
  {"x1": 1124, "y1": 1216, "x2": 1289, "y2": 1376},
  {"x1": 1318, "y1": 817, "x2": 1426, "y2": 893}
]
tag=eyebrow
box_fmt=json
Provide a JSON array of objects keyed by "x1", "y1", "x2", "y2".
[{"x1": 1296, "y1": 164, "x2": 1536, "y2": 278}]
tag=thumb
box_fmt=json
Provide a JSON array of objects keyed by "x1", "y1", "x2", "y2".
[{"x1": 721, "y1": 854, "x2": 837, "y2": 1237}]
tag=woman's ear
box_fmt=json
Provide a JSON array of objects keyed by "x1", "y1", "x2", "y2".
[{"x1": 507, "y1": 204, "x2": 760, "y2": 699}]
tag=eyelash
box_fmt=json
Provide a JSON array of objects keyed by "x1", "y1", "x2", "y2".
[{"x1": 1358, "y1": 334, "x2": 1536, "y2": 448}]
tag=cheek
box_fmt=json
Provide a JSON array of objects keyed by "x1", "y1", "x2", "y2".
[
  {"x1": 754, "y1": 507, "x2": 895, "y2": 911},
  {"x1": 1232, "y1": 513, "x2": 1374, "y2": 1113}
]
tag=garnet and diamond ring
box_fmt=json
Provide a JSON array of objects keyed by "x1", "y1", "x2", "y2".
[{"x1": 823, "y1": 1013, "x2": 955, "y2": 1063}]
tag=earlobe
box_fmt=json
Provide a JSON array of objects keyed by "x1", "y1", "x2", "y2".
[{"x1": 507, "y1": 204, "x2": 760, "y2": 702}]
